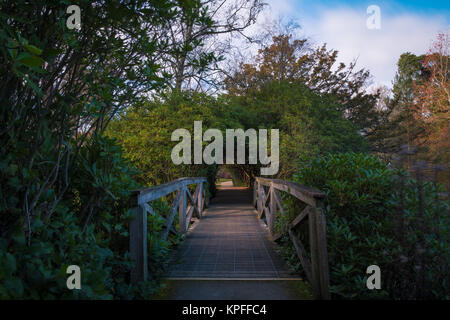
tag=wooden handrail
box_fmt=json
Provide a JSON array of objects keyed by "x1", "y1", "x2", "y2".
[
  {"x1": 254, "y1": 177, "x2": 330, "y2": 300},
  {"x1": 131, "y1": 177, "x2": 207, "y2": 204},
  {"x1": 129, "y1": 177, "x2": 207, "y2": 283}
]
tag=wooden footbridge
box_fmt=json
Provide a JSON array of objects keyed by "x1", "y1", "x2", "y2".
[{"x1": 129, "y1": 177, "x2": 330, "y2": 299}]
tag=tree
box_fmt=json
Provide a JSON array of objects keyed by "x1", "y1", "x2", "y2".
[
  {"x1": 225, "y1": 34, "x2": 379, "y2": 131},
  {"x1": 368, "y1": 52, "x2": 426, "y2": 157},
  {"x1": 158, "y1": 0, "x2": 265, "y2": 91},
  {"x1": 105, "y1": 90, "x2": 246, "y2": 195},
  {"x1": 0, "y1": 0, "x2": 219, "y2": 240},
  {"x1": 229, "y1": 81, "x2": 368, "y2": 178},
  {"x1": 0, "y1": 0, "x2": 232, "y2": 299},
  {"x1": 370, "y1": 33, "x2": 449, "y2": 171},
  {"x1": 412, "y1": 33, "x2": 450, "y2": 164}
]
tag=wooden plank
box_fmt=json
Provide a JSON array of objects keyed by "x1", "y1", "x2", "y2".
[
  {"x1": 202, "y1": 188, "x2": 207, "y2": 209},
  {"x1": 130, "y1": 205, "x2": 148, "y2": 283},
  {"x1": 143, "y1": 203, "x2": 155, "y2": 216},
  {"x1": 272, "y1": 189, "x2": 284, "y2": 213},
  {"x1": 179, "y1": 187, "x2": 187, "y2": 234},
  {"x1": 272, "y1": 196, "x2": 313, "y2": 241},
  {"x1": 263, "y1": 207, "x2": 271, "y2": 230},
  {"x1": 197, "y1": 182, "x2": 203, "y2": 218},
  {"x1": 253, "y1": 181, "x2": 258, "y2": 207},
  {"x1": 271, "y1": 232, "x2": 284, "y2": 242},
  {"x1": 315, "y1": 204, "x2": 330, "y2": 299},
  {"x1": 135, "y1": 177, "x2": 206, "y2": 204},
  {"x1": 162, "y1": 189, "x2": 181, "y2": 240},
  {"x1": 258, "y1": 187, "x2": 268, "y2": 219},
  {"x1": 191, "y1": 183, "x2": 201, "y2": 202},
  {"x1": 185, "y1": 184, "x2": 201, "y2": 226},
  {"x1": 257, "y1": 182, "x2": 261, "y2": 209},
  {"x1": 185, "y1": 205, "x2": 195, "y2": 231},
  {"x1": 308, "y1": 208, "x2": 321, "y2": 299},
  {"x1": 255, "y1": 177, "x2": 324, "y2": 207},
  {"x1": 129, "y1": 177, "x2": 209, "y2": 285},
  {"x1": 289, "y1": 205, "x2": 312, "y2": 230},
  {"x1": 272, "y1": 204, "x2": 308, "y2": 241},
  {"x1": 169, "y1": 225, "x2": 177, "y2": 235},
  {"x1": 257, "y1": 188, "x2": 263, "y2": 218},
  {"x1": 269, "y1": 185, "x2": 277, "y2": 236},
  {"x1": 288, "y1": 228, "x2": 312, "y2": 284},
  {"x1": 256, "y1": 188, "x2": 261, "y2": 216},
  {"x1": 278, "y1": 183, "x2": 317, "y2": 207},
  {"x1": 186, "y1": 184, "x2": 201, "y2": 218},
  {"x1": 254, "y1": 177, "x2": 329, "y2": 299},
  {"x1": 256, "y1": 177, "x2": 325, "y2": 199}
]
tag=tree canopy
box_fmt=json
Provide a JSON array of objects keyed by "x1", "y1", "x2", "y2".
[{"x1": 225, "y1": 34, "x2": 380, "y2": 131}]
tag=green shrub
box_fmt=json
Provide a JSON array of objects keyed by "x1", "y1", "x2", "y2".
[
  {"x1": 229, "y1": 167, "x2": 248, "y2": 187},
  {"x1": 0, "y1": 207, "x2": 115, "y2": 299},
  {"x1": 285, "y1": 152, "x2": 449, "y2": 299},
  {"x1": 0, "y1": 136, "x2": 177, "y2": 299},
  {"x1": 105, "y1": 91, "x2": 223, "y2": 196}
]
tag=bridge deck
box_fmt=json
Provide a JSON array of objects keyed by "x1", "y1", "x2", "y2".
[{"x1": 166, "y1": 186, "x2": 298, "y2": 279}]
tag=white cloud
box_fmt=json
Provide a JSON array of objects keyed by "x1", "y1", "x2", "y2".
[
  {"x1": 258, "y1": 2, "x2": 449, "y2": 88},
  {"x1": 263, "y1": 0, "x2": 295, "y2": 16},
  {"x1": 301, "y1": 8, "x2": 449, "y2": 87}
]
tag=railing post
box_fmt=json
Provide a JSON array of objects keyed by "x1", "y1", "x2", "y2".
[
  {"x1": 179, "y1": 186, "x2": 187, "y2": 233},
  {"x1": 308, "y1": 199, "x2": 330, "y2": 300},
  {"x1": 254, "y1": 176, "x2": 329, "y2": 300},
  {"x1": 315, "y1": 199, "x2": 330, "y2": 299},
  {"x1": 257, "y1": 182, "x2": 262, "y2": 214},
  {"x1": 130, "y1": 204, "x2": 148, "y2": 283},
  {"x1": 308, "y1": 203, "x2": 321, "y2": 299},
  {"x1": 198, "y1": 182, "x2": 203, "y2": 218},
  {"x1": 269, "y1": 184, "x2": 276, "y2": 236},
  {"x1": 253, "y1": 180, "x2": 258, "y2": 207},
  {"x1": 203, "y1": 185, "x2": 208, "y2": 208}
]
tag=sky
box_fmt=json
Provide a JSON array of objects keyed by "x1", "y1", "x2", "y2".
[{"x1": 255, "y1": 0, "x2": 450, "y2": 88}]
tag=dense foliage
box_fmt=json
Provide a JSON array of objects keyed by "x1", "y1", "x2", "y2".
[
  {"x1": 106, "y1": 90, "x2": 249, "y2": 196},
  {"x1": 225, "y1": 34, "x2": 379, "y2": 131},
  {"x1": 230, "y1": 81, "x2": 368, "y2": 178},
  {"x1": 370, "y1": 34, "x2": 449, "y2": 185},
  {"x1": 0, "y1": 135, "x2": 160, "y2": 299},
  {"x1": 0, "y1": 0, "x2": 231, "y2": 299},
  {"x1": 107, "y1": 81, "x2": 367, "y2": 185},
  {"x1": 279, "y1": 153, "x2": 449, "y2": 299}
]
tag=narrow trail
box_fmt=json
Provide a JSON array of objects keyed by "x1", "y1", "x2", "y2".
[{"x1": 154, "y1": 184, "x2": 312, "y2": 300}]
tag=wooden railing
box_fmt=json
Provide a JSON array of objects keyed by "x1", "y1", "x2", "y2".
[
  {"x1": 254, "y1": 177, "x2": 330, "y2": 300},
  {"x1": 129, "y1": 177, "x2": 207, "y2": 283}
]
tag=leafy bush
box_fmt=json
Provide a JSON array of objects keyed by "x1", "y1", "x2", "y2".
[
  {"x1": 1, "y1": 0, "x2": 224, "y2": 300},
  {"x1": 229, "y1": 81, "x2": 368, "y2": 178},
  {"x1": 0, "y1": 136, "x2": 175, "y2": 299},
  {"x1": 105, "y1": 90, "x2": 241, "y2": 195},
  {"x1": 0, "y1": 206, "x2": 116, "y2": 299},
  {"x1": 283, "y1": 152, "x2": 449, "y2": 299},
  {"x1": 228, "y1": 166, "x2": 248, "y2": 187}
]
